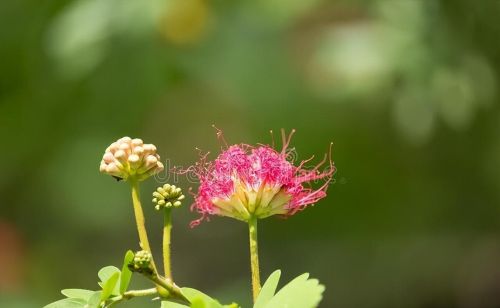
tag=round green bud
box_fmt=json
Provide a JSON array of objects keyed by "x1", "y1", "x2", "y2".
[
  {"x1": 129, "y1": 250, "x2": 154, "y2": 274},
  {"x1": 152, "y1": 183, "x2": 185, "y2": 210}
]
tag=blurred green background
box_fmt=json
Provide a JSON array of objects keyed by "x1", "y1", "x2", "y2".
[{"x1": 1, "y1": 0, "x2": 500, "y2": 307}]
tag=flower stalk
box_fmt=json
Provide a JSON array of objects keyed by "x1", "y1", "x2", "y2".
[
  {"x1": 248, "y1": 216, "x2": 261, "y2": 302},
  {"x1": 150, "y1": 274, "x2": 188, "y2": 303},
  {"x1": 163, "y1": 207, "x2": 173, "y2": 279},
  {"x1": 130, "y1": 181, "x2": 177, "y2": 299},
  {"x1": 108, "y1": 288, "x2": 158, "y2": 307},
  {"x1": 152, "y1": 183, "x2": 185, "y2": 279},
  {"x1": 130, "y1": 179, "x2": 156, "y2": 270}
]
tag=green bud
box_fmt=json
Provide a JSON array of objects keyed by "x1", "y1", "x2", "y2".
[
  {"x1": 129, "y1": 250, "x2": 154, "y2": 275},
  {"x1": 153, "y1": 192, "x2": 163, "y2": 199},
  {"x1": 152, "y1": 183, "x2": 185, "y2": 210}
]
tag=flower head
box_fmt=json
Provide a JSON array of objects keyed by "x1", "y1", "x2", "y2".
[
  {"x1": 152, "y1": 184, "x2": 185, "y2": 210},
  {"x1": 129, "y1": 250, "x2": 154, "y2": 275},
  {"x1": 184, "y1": 128, "x2": 335, "y2": 227},
  {"x1": 99, "y1": 137, "x2": 164, "y2": 181}
]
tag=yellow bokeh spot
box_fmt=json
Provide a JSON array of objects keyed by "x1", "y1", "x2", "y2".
[{"x1": 159, "y1": 0, "x2": 211, "y2": 45}]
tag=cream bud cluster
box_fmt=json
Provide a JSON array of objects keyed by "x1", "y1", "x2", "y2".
[{"x1": 100, "y1": 137, "x2": 164, "y2": 181}]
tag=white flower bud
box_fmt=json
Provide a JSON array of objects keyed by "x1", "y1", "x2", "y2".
[
  {"x1": 99, "y1": 137, "x2": 164, "y2": 181},
  {"x1": 103, "y1": 152, "x2": 115, "y2": 163},
  {"x1": 132, "y1": 138, "x2": 143, "y2": 146},
  {"x1": 133, "y1": 146, "x2": 144, "y2": 155}
]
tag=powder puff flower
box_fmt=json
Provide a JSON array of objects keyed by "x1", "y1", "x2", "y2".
[
  {"x1": 99, "y1": 137, "x2": 164, "y2": 181},
  {"x1": 185, "y1": 129, "x2": 335, "y2": 226}
]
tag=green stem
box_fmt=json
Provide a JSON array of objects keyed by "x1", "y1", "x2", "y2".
[
  {"x1": 129, "y1": 179, "x2": 156, "y2": 270},
  {"x1": 248, "y1": 216, "x2": 261, "y2": 302},
  {"x1": 107, "y1": 288, "x2": 158, "y2": 307},
  {"x1": 150, "y1": 274, "x2": 190, "y2": 304},
  {"x1": 163, "y1": 208, "x2": 173, "y2": 279}
]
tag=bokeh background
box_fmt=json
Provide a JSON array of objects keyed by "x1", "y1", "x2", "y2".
[{"x1": 1, "y1": 0, "x2": 500, "y2": 307}]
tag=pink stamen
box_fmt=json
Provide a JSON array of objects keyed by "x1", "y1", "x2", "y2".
[
  {"x1": 182, "y1": 129, "x2": 335, "y2": 226},
  {"x1": 212, "y1": 124, "x2": 228, "y2": 148}
]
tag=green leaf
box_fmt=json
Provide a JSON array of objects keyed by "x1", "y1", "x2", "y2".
[
  {"x1": 120, "y1": 250, "x2": 134, "y2": 294},
  {"x1": 98, "y1": 266, "x2": 121, "y2": 296},
  {"x1": 254, "y1": 270, "x2": 281, "y2": 308},
  {"x1": 191, "y1": 298, "x2": 239, "y2": 308},
  {"x1": 161, "y1": 288, "x2": 229, "y2": 308},
  {"x1": 190, "y1": 297, "x2": 208, "y2": 308},
  {"x1": 61, "y1": 289, "x2": 94, "y2": 301},
  {"x1": 98, "y1": 266, "x2": 121, "y2": 283},
  {"x1": 87, "y1": 291, "x2": 102, "y2": 308},
  {"x1": 183, "y1": 288, "x2": 224, "y2": 308},
  {"x1": 100, "y1": 272, "x2": 120, "y2": 301},
  {"x1": 44, "y1": 298, "x2": 86, "y2": 308},
  {"x1": 263, "y1": 273, "x2": 325, "y2": 308},
  {"x1": 161, "y1": 301, "x2": 188, "y2": 308}
]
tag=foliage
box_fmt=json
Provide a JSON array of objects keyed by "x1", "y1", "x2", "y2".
[{"x1": 46, "y1": 268, "x2": 324, "y2": 308}]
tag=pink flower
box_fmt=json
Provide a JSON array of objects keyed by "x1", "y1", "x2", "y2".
[{"x1": 184, "y1": 128, "x2": 335, "y2": 227}]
